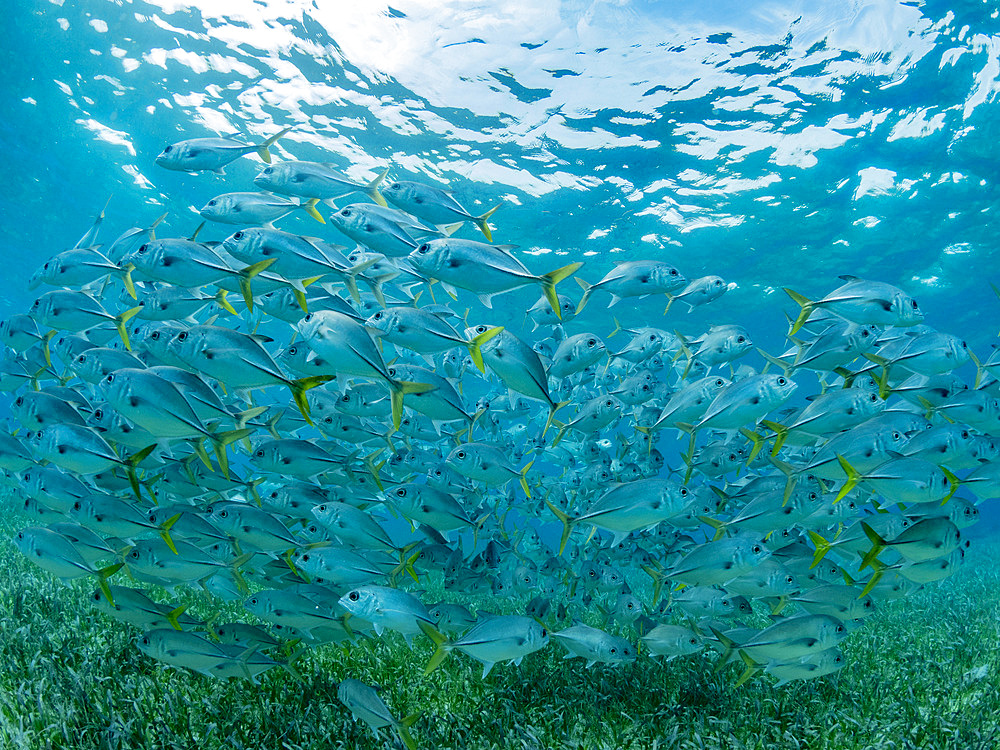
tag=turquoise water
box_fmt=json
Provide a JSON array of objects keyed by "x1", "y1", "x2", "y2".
[
  {"x1": 7, "y1": 0, "x2": 999, "y2": 502},
  {"x1": 3, "y1": 1, "x2": 1000, "y2": 738},
  {"x1": 6, "y1": 0, "x2": 999, "y2": 345}
]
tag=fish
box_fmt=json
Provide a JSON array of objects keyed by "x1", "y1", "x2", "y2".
[
  {"x1": 383, "y1": 179, "x2": 501, "y2": 240},
  {"x1": 420, "y1": 615, "x2": 550, "y2": 678},
  {"x1": 337, "y1": 678, "x2": 419, "y2": 750},
  {"x1": 255, "y1": 162, "x2": 389, "y2": 206},
  {"x1": 155, "y1": 126, "x2": 292, "y2": 173},
  {"x1": 408, "y1": 238, "x2": 582, "y2": 315}
]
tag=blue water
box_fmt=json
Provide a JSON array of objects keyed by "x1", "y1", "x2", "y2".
[
  {"x1": 6, "y1": 0, "x2": 998, "y2": 350},
  {"x1": 3, "y1": 0, "x2": 1000, "y2": 727}
]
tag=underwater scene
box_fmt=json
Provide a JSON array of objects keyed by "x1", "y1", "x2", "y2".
[{"x1": 3, "y1": 0, "x2": 1000, "y2": 748}]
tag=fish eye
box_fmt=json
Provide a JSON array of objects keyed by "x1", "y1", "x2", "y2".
[
  {"x1": 94, "y1": 409, "x2": 104, "y2": 419},
  {"x1": 786, "y1": 576, "x2": 794, "y2": 584},
  {"x1": 254, "y1": 449, "x2": 264, "y2": 458},
  {"x1": 14, "y1": 396, "x2": 22, "y2": 406},
  {"x1": 809, "y1": 492, "x2": 818, "y2": 500},
  {"x1": 541, "y1": 628, "x2": 547, "y2": 637},
  {"x1": 303, "y1": 313, "x2": 313, "y2": 322},
  {"x1": 105, "y1": 374, "x2": 115, "y2": 383},
  {"x1": 417, "y1": 243, "x2": 429, "y2": 254},
  {"x1": 605, "y1": 400, "x2": 613, "y2": 406},
  {"x1": 234, "y1": 231, "x2": 244, "y2": 240},
  {"x1": 348, "y1": 591, "x2": 359, "y2": 601},
  {"x1": 861, "y1": 329, "x2": 870, "y2": 337},
  {"x1": 163, "y1": 146, "x2": 173, "y2": 153},
  {"x1": 456, "y1": 451, "x2": 465, "y2": 459},
  {"x1": 864, "y1": 599, "x2": 872, "y2": 608},
  {"x1": 610, "y1": 647, "x2": 617, "y2": 654},
  {"x1": 587, "y1": 339, "x2": 596, "y2": 347},
  {"x1": 836, "y1": 624, "x2": 845, "y2": 633},
  {"x1": 752, "y1": 544, "x2": 762, "y2": 554},
  {"x1": 177, "y1": 332, "x2": 188, "y2": 342},
  {"x1": 777, "y1": 377, "x2": 787, "y2": 385},
  {"x1": 137, "y1": 245, "x2": 147, "y2": 254},
  {"x1": 129, "y1": 549, "x2": 139, "y2": 559},
  {"x1": 737, "y1": 336, "x2": 745, "y2": 343},
  {"x1": 396, "y1": 488, "x2": 406, "y2": 497},
  {"x1": 262, "y1": 168, "x2": 272, "y2": 175},
  {"x1": 669, "y1": 269, "x2": 677, "y2": 275},
  {"x1": 340, "y1": 209, "x2": 351, "y2": 217},
  {"x1": 680, "y1": 487, "x2": 688, "y2": 496},
  {"x1": 892, "y1": 431, "x2": 901, "y2": 440},
  {"x1": 207, "y1": 200, "x2": 216, "y2": 206},
  {"x1": 323, "y1": 416, "x2": 333, "y2": 424},
  {"x1": 911, "y1": 300, "x2": 919, "y2": 309},
  {"x1": 72, "y1": 501, "x2": 81, "y2": 511},
  {"x1": 715, "y1": 379, "x2": 724, "y2": 386},
  {"x1": 870, "y1": 394, "x2": 878, "y2": 402},
  {"x1": 373, "y1": 311, "x2": 383, "y2": 319},
  {"x1": 219, "y1": 510, "x2": 228, "y2": 518}
]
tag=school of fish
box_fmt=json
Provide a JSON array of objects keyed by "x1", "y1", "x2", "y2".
[{"x1": 2, "y1": 126, "x2": 995, "y2": 748}]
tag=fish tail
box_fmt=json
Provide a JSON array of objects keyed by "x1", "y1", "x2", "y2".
[
  {"x1": 367, "y1": 168, "x2": 390, "y2": 207},
  {"x1": 391, "y1": 548, "x2": 421, "y2": 585},
  {"x1": 95, "y1": 563, "x2": 123, "y2": 609},
  {"x1": 707, "y1": 626, "x2": 736, "y2": 673},
  {"x1": 969, "y1": 346, "x2": 984, "y2": 389},
  {"x1": 574, "y1": 277, "x2": 593, "y2": 314},
  {"x1": 397, "y1": 714, "x2": 420, "y2": 750},
  {"x1": 256, "y1": 125, "x2": 293, "y2": 164},
  {"x1": 474, "y1": 202, "x2": 502, "y2": 242},
  {"x1": 123, "y1": 443, "x2": 157, "y2": 501},
  {"x1": 733, "y1": 650, "x2": 763, "y2": 687},
  {"x1": 739, "y1": 427, "x2": 766, "y2": 462},
  {"x1": 207, "y1": 427, "x2": 254, "y2": 480},
  {"x1": 418, "y1": 620, "x2": 452, "y2": 675},
  {"x1": 519, "y1": 459, "x2": 535, "y2": 499},
  {"x1": 757, "y1": 347, "x2": 792, "y2": 378},
  {"x1": 114, "y1": 305, "x2": 143, "y2": 351},
  {"x1": 230, "y1": 552, "x2": 255, "y2": 595},
  {"x1": 466, "y1": 325, "x2": 504, "y2": 373},
  {"x1": 769, "y1": 458, "x2": 798, "y2": 505},
  {"x1": 543, "y1": 400, "x2": 569, "y2": 438},
  {"x1": 834, "y1": 454, "x2": 862, "y2": 503},
  {"x1": 288, "y1": 276, "x2": 322, "y2": 313},
  {"x1": 40, "y1": 329, "x2": 56, "y2": 367},
  {"x1": 166, "y1": 603, "x2": 188, "y2": 631},
  {"x1": 807, "y1": 529, "x2": 833, "y2": 569},
  {"x1": 858, "y1": 559, "x2": 885, "y2": 598},
  {"x1": 214, "y1": 288, "x2": 237, "y2": 315},
  {"x1": 698, "y1": 515, "x2": 727, "y2": 542},
  {"x1": 859, "y1": 521, "x2": 887, "y2": 571},
  {"x1": 158, "y1": 513, "x2": 182, "y2": 555},
  {"x1": 237, "y1": 257, "x2": 278, "y2": 311},
  {"x1": 302, "y1": 197, "x2": 325, "y2": 224},
  {"x1": 544, "y1": 497, "x2": 575, "y2": 555},
  {"x1": 940, "y1": 466, "x2": 961, "y2": 504},
  {"x1": 540, "y1": 262, "x2": 584, "y2": 319},
  {"x1": 550, "y1": 423, "x2": 569, "y2": 448},
  {"x1": 120, "y1": 262, "x2": 137, "y2": 299},
  {"x1": 286, "y1": 375, "x2": 335, "y2": 425},
  {"x1": 759, "y1": 420, "x2": 789, "y2": 456},
  {"x1": 235, "y1": 405, "x2": 269, "y2": 434},
  {"x1": 783, "y1": 288, "x2": 815, "y2": 335},
  {"x1": 387, "y1": 380, "x2": 436, "y2": 432}
]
